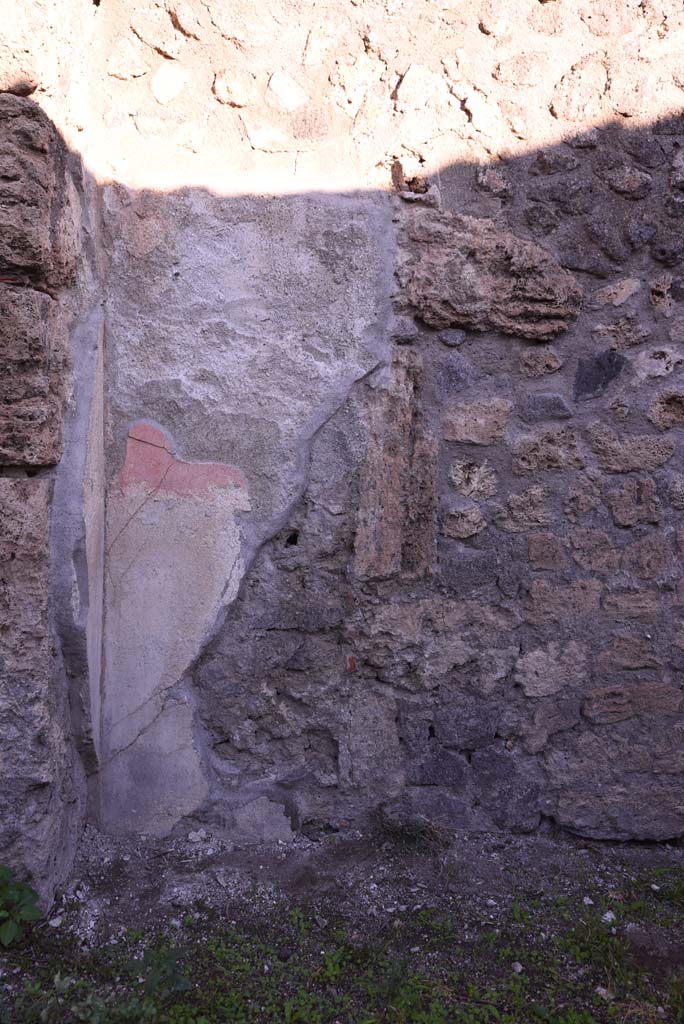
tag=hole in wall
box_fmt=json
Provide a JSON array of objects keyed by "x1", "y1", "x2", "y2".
[{"x1": 285, "y1": 529, "x2": 299, "y2": 547}]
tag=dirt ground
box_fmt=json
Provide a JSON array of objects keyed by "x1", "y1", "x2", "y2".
[{"x1": 4, "y1": 823, "x2": 684, "y2": 1022}]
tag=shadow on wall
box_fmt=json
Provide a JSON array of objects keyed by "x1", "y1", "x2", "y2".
[{"x1": 3, "y1": 88, "x2": 684, "y2": 897}]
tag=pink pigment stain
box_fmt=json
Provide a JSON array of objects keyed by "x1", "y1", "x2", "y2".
[{"x1": 119, "y1": 422, "x2": 246, "y2": 496}]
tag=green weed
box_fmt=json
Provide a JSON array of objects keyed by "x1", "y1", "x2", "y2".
[{"x1": 0, "y1": 864, "x2": 42, "y2": 947}]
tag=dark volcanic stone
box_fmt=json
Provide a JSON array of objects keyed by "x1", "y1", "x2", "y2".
[
  {"x1": 574, "y1": 349, "x2": 626, "y2": 400},
  {"x1": 438, "y1": 329, "x2": 466, "y2": 347},
  {"x1": 652, "y1": 236, "x2": 684, "y2": 266},
  {"x1": 437, "y1": 543, "x2": 500, "y2": 595},
  {"x1": 521, "y1": 393, "x2": 573, "y2": 423},
  {"x1": 434, "y1": 701, "x2": 499, "y2": 750},
  {"x1": 626, "y1": 218, "x2": 657, "y2": 250},
  {"x1": 436, "y1": 351, "x2": 476, "y2": 395},
  {"x1": 407, "y1": 746, "x2": 468, "y2": 787}
]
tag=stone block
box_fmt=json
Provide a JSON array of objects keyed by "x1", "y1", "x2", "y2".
[
  {"x1": 649, "y1": 391, "x2": 684, "y2": 430},
  {"x1": 514, "y1": 641, "x2": 587, "y2": 697},
  {"x1": 574, "y1": 350, "x2": 626, "y2": 400},
  {"x1": 563, "y1": 474, "x2": 602, "y2": 520},
  {"x1": 0, "y1": 478, "x2": 77, "y2": 898},
  {"x1": 520, "y1": 348, "x2": 563, "y2": 377},
  {"x1": 438, "y1": 328, "x2": 466, "y2": 347},
  {"x1": 524, "y1": 579, "x2": 602, "y2": 625},
  {"x1": 354, "y1": 353, "x2": 437, "y2": 580},
  {"x1": 650, "y1": 273, "x2": 674, "y2": 316},
  {"x1": 433, "y1": 701, "x2": 500, "y2": 751},
  {"x1": 553, "y1": 774, "x2": 684, "y2": 841},
  {"x1": 588, "y1": 424, "x2": 674, "y2": 473},
  {"x1": 606, "y1": 477, "x2": 660, "y2": 528},
  {"x1": 569, "y1": 527, "x2": 619, "y2": 573},
  {"x1": 633, "y1": 347, "x2": 683, "y2": 381},
  {"x1": 592, "y1": 314, "x2": 650, "y2": 351},
  {"x1": 671, "y1": 475, "x2": 684, "y2": 510},
  {"x1": 521, "y1": 393, "x2": 572, "y2": 422},
  {"x1": 595, "y1": 634, "x2": 661, "y2": 673},
  {"x1": 603, "y1": 591, "x2": 660, "y2": 621},
  {"x1": 0, "y1": 285, "x2": 67, "y2": 466},
  {"x1": 495, "y1": 486, "x2": 550, "y2": 532},
  {"x1": 130, "y1": 6, "x2": 182, "y2": 58},
  {"x1": 407, "y1": 747, "x2": 468, "y2": 787},
  {"x1": 605, "y1": 165, "x2": 652, "y2": 199},
  {"x1": 513, "y1": 427, "x2": 583, "y2": 475},
  {"x1": 340, "y1": 692, "x2": 403, "y2": 795},
  {"x1": 436, "y1": 351, "x2": 477, "y2": 395},
  {"x1": 518, "y1": 701, "x2": 580, "y2": 755},
  {"x1": 443, "y1": 398, "x2": 511, "y2": 445},
  {"x1": 582, "y1": 682, "x2": 681, "y2": 725},
  {"x1": 437, "y1": 543, "x2": 500, "y2": 594},
  {"x1": 550, "y1": 55, "x2": 608, "y2": 122},
  {"x1": 443, "y1": 505, "x2": 486, "y2": 539},
  {"x1": 468, "y1": 747, "x2": 542, "y2": 833},
  {"x1": 622, "y1": 533, "x2": 670, "y2": 580},
  {"x1": 213, "y1": 67, "x2": 257, "y2": 107},
  {"x1": 527, "y1": 532, "x2": 566, "y2": 570},
  {"x1": 0, "y1": 94, "x2": 77, "y2": 288},
  {"x1": 448, "y1": 458, "x2": 498, "y2": 499},
  {"x1": 590, "y1": 277, "x2": 641, "y2": 308},
  {"x1": 381, "y1": 787, "x2": 489, "y2": 834},
  {"x1": 399, "y1": 207, "x2": 581, "y2": 340}
]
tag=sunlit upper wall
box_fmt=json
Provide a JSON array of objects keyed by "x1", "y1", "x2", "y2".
[{"x1": 9, "y1": 0, "x2": 684, "y2": 196}]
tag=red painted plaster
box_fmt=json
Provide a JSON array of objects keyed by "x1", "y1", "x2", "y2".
[
  {"x1": 127, "y1": 422, "x2": 173, "y2": 451},
  {"x1": 119, "y1": 422, "x2": 246, "y2": 496}
]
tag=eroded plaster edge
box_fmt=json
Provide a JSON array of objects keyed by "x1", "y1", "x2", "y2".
[{"x1": 51, "y1": 306, "x2": 106, "y2": 809}]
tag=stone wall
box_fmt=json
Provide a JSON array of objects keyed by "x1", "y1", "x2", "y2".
[
  {"x1": 0, "y1": 88, "x2": 104, "y2": 899},
  {"x1": 200, "y1": 145, "x2": 684, "y2": 840},
  {"x1": 4, "y1": 0, "x2": 684, "y2": 897}
]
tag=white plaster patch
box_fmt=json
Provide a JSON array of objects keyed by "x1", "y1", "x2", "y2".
[{"x1": 99, "y1": 423, "x2": 249, "y2": 835}]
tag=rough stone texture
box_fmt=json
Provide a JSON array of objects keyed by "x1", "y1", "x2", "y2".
[
  {"x1": 606, "y1": 477, "x2": 660, "y2": 528},
  {"x1": 513, "y1": 428, "x2": 583, "y2": 475},
  {"x1": 521, "y1": 393, "x2": 573, "y2": 423},
  {"x1": 0, "y1": 70, "x2": 100, "y2": 901},
  {"x1": 0, "y1": 285, "x2": 67, "y2": 466},
  {"x1": 574, "y1": 349, "x2": 627, "y2": 400},
  {"x1": 0, "y1": 94, "x2": 79, "y2": 290},
  {"x1": 514, "y1": 641, "x2": 587, "y2": 698},
  {"x1": 588, "y1": 425, "x2": 675, "y2": 473},
  {"x1": 449, "y1": 458, "x2": 498, "y2": 500},
  {"x1": 520, "y1": 349, "x2": 563, "y2": 378},
  {"x1": 353, "y1": 352, "x2": 437, "y2": 581},
  {"x1": 0, "y1": 481, "x2": 81, "y2": 900},
  {"x1": 649, "y1": 390, "x2": 684, "y2": 430},
  {"x1": 0, "y1": 93, "x2": 80, "y2": 468},
  {"x1": 398, "y1": 207, "x2": 582, "y2": 340},
  {"x1": 494, "y1": 486, "x2": 551, "y2": 533},
  {"x1": 6, "y1": 0, "x2": 684, "y2": 874},
  {"x1": 528, "y1": 532, "x2": 567, "y2": 571},
  {"x1": 569, "y1": 527, "x2": 619, "y2": 573},
  {"x1": 443, "y1": 505, "x2": 487, "y2": 540},
  {"x1": 444, "y1": 399, "x2": 511, "y2": 446}
]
